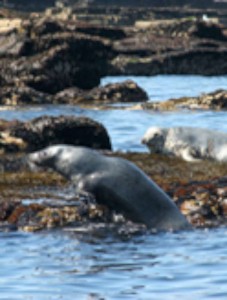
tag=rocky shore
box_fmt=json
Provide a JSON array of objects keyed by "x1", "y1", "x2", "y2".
[
  {"x1": 0, "y1": 2, "x2": 226, "y2": 234},
  {"x1": 0, "y1": 151, "x2": 227, "y2": 232},
  {"x1": 133, "y1": 89, "x2": 227, "y2": 111},
  {"x1": 0, "y1": 115, "x2": 226, "y2": 232},
  {"x1": 0, "y1": 3, "x2": 226, "y2": 106}
]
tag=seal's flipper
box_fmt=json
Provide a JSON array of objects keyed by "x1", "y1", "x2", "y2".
[{"x1": 180, "y1": 148, "x2": 201, "y2": 162}]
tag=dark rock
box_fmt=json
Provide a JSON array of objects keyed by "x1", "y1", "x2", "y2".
[
  {"x1": 88, "y1": 80, "x2": 148, "y2": 103},
  {"x1": 1, "y1": 0, "x2": 56, "y2": 12},
  {"x1": 110, "y1": 18, "x2": 227, "y2": 76},
  {"x1": 0, "y1": 84, "x2": 51, "y2": 105},
  {"x1": 54, "y1": 80, "x2": 148, "y2": 104},
  {"x1": 0, "y1": 17, "x2": 115, "y2": 93},
  {"x1": 0, "y1": 5, "x2": 227, "y2": 99},
  {"x1": 0, "y1": 200, "x2": 21, "y2": 221},
  {"x1": 53, "y1": 86, "x2": 85, "y2": 104},
  {"x1": 75, "y1": 23, "x2": 127, "y2": 40},
  {"x1": 139, "y1": 89, "x2": 227, "y2": 111},
  {"x1": 111, "y1": 48, "x2": 227, "y2": 76},
  {"x1": 0, "y1": 115, "x2": 112, "y2": 152},
  {"x1": 0, "y1": 80, "x2": 148, "y2": 105},
  {"x1": 0, "y1": 152, "x2": 227, "y2": 230},
  {"x1": 192, "y1": 21, "x2": 227, "y2": 41},
  {"x1": 0, "y1": 35, "x2": 114, "y2": 93}
]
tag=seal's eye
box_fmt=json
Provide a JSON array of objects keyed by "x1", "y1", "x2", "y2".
[{"x1": 41, "y1": 150, "x2": 49, "y2": 159}]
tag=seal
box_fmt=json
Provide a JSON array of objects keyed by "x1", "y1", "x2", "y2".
[
  {"x1": 142, "y1": 126, "x2": 227, "y2": 162},
  {"x1": 28, "y1": 144, "x2": 190, "y2": 231}
]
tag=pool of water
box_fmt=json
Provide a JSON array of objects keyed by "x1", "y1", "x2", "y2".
[{"x1": 1, "y1": 75, "x2": 227, "y2": 299}]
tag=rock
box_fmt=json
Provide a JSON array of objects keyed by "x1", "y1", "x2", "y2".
[
  {"x1": 0, "y1": 115, "x2": 112, "y2": 153},
  {"x1": 0, "y1": 80, "x2": 148, "y2": 105},
  {"x1": 221, "y1": 199, "x2": 227, "y2": 216},
  {"x1": 0, "y1": 152, "x2": 227, "y2": 231},
  {"x1": 54, "y1": 80, "x2": 148, "y2": 104},
  {"x1": 0, "y1": 84, "x2": 52, "y2": 105},
  {"x1": 75, "y1": 23, "x2": 127, "y2": 40},
  {"x1": 111, "y1": 48, "x2": 227, "y2": 76},
  {"x1": 110, "y1": 18, "x2": 227, "y2": 76},
  {"x1": 192, "y1": 21, "x2": 227, "y2": 41},
  {"x1": 0, "y1": 17, "x2": 115, "y2": 93},
  {"x1": 88, "y1": 80, "x2": 148, "y2": 103},
  {"x1": 140, "y1": 89, "x2": 227, "y2": 111},
  {"x1": 0, "y1": 11, "x2": 227, "y2": 98}
]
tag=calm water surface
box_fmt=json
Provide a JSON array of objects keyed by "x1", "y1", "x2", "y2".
[
  {"x1": 1, "y1": 228, "x2": 227, "y2": 299},
  {"x1": 1, "y1": 75, "x2": 227, "y2": 299}
]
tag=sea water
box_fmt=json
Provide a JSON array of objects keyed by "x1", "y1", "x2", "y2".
[{"x1": 0, "y1": 75, "x2": 227, "y2": 299}]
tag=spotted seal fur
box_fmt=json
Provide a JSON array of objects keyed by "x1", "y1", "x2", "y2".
[{"x1": 142, "y1": 126, "x2": 227, "y2": 162}]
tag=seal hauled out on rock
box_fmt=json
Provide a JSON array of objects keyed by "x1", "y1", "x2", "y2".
[
  {"x1": 28, "y1": 145, "x2": 190, "y2": 231},
  {"x1": 142, "y1": 126, "x2": 227, "y2": 162}
]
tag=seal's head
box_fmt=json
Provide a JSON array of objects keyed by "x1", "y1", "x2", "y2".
[
  {"x1": 142, "y1": 127, "x2": 167, "y2": 153},
  {"x1": 27, "y1": 145, "x2": 96, "y2": 179},
  {"x1": 28, "y1": 145, "x2": 65, "y2": 169}
]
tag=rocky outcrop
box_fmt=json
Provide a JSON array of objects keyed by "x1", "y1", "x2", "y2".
[
  {"x1": 54, "y1": 80, "x2": 148, "y2": 104},
  {"x1": 192, "y1": 21, "x2": 227, "y2": 41},
  {"x1": 88, "y1": 0, "x2": 223, "y2": 9},
  {"x1": 0, "y1": 84, "x2": 52, "y2": 105},
  {"x1": 110, "y1": 19, "x2": 227, "y2": 76},
  {"x1": 0, "y1": 16, "x2": 115, "y2": 93},
  {"x1": 0, "y1": 12, "x2": 226, "y2": 103},
  {"x1": 139, "y1": 89, "x2": 227, "y2": 111},
  {"x1": 0, "y1": 80, "x2": 148, "y2": 105},
  {"x1": 0, "y1": 115, "x2": 112, "y2": 153}
]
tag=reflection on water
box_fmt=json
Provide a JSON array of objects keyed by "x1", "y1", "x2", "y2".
[
  {"x1": 1, "y1": 228, "x2": 227, "y2": 299},
  {"x1": 1, "y1": 75, "x2": 227, "y2": 299}
]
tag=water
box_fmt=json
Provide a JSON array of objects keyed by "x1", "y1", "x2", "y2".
[
  {"x1": 1, "y1": 75, "x2": 227, "y2": 299},
  {"x1": 1, "y1": 229, "x2": 227, "y2": 299},
  {"x1": 1, "y1": 75, "x2": 227, "y2": 152},
  {"x1": 102, "y1": 75, "x2": 227, "y2": 101}
]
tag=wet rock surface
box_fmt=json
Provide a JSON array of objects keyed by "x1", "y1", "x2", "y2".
[
  {"x1": 0, "y1": 2, "x2": 226, "y2": 234},
  {"x1": 0, "y1": 7, "x2": 226, "y2": 106},
  {"x1": 0, "y1": 15, "x2": 115, "y2": 96},
  {"x1": 138, "y1": 89, "x2": 227, "y2": 111},
  {"x1": 54, "y1": 80, "x2": 148, "y2": 104},
  {"x1": 0, "y1": 115, "x2": 112, "y2": 153},
  {"x1": 0, "y1": 152, "x2": 227, "y2": 232},
  {"x1": 110, "y1": 19, "x2": 227, "y2": 76}
]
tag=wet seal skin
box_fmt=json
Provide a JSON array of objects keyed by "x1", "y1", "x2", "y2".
[{"x1": 28, "y1": 145, "x2": 191, "y2": 231}]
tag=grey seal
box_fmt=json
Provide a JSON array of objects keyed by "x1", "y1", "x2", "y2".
[
  {"x1": 142, "y1": 126, "x2": 227, "y2": 162},
  {"x1": 28, "y1": 145, "x2": 190, "y2": 231}
]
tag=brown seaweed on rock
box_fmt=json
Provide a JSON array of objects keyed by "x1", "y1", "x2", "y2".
[
  {"x1": 0, "y1": 152, "x2": 227, "y2": 232},
  {"x1": 0, "y1": 115, "x2": 112, "y2": 153}
]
